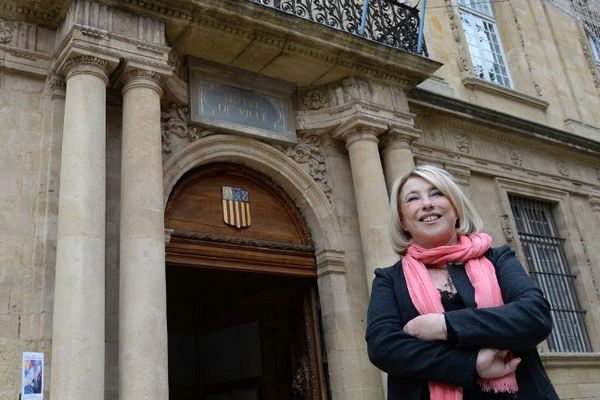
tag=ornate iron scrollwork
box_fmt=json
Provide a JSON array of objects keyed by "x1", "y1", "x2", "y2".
[{"x1": 250, "y1": 0, "x2": 425, "y2": 55}]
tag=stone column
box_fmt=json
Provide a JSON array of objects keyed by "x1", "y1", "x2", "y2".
[
  {"x1": 334, "y1": 119, "x2": 398, "y2": 293},
  {"x1": 380, "y1": 127, "x2": 420, "y2": 190},
  {"x1": 50, "y1": 56, "x2": 108, "y2": 400},
  {"x1": 119, "y1": 69, "x2": 169, "y2": 400},
  {"x1": 316, "y1": 250, "x2": 385, "y2": 400}
]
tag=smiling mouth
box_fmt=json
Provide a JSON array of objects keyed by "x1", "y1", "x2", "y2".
[{"x1": 419, "y1": 215, "x2": 441, "y2": 222}]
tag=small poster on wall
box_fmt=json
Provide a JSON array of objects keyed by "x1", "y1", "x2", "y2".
[{"x1": 22, "y1": 352, "x2": 43, "y2": 399}]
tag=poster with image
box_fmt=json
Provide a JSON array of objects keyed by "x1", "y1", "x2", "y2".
[{"x1": 22, "y1": 352, "x2": 43, "y2": 399}]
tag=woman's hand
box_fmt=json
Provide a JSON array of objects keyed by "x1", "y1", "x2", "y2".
[
  {"x1": 476, "y1": 348, "x2": 521, "y2": 379},
  {"x1": 403, "y1": 313, "x2": 447, "y2": 341}
]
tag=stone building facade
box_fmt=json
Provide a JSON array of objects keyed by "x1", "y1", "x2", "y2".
[{"x1": 0, "y1": 0, "x2": 599, "y2": 399}]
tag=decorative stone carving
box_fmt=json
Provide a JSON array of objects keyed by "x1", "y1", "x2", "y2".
[
  {"x1": 455, "y1": 134, "x2": 471, "y2": 154},
  {"x1": 510, "y1": 3, "x2": 543, "y2": 96},
  {"x1": 122, "y1": 68, "x2": 161, "y2": 85},
  {"x1": 445, "y1": 0, "x2": 462, "y2": 43},
  {"x1": 62, "y1": 55, "x2": 109, "y2": 76},
  {"x1": 341, "y1": 77, "x2": 373, "y2": 103},
  {"x1": 168, "y1": 50, "x2": 183, "y2": 79},
  {"x1": 161, "y1": 103, "x2": 212, "y2": 153},
  {"x1": 510, "y1": 150, "x2": 523, "y2": 166},
  {"x1": 444, "y1": 0, "x2": 473, "y2": 77},
  {"x1": 275, "y1": 132, "x2": 332, "y2": 202},
  {"x1": 48, "y1": 76, "x2": 66, "y2": 100},
  {"x1": 579, "y1": 30, "x2": 600, "y2": 89},
  {"x1": 596, "y1": 169, "x2": 600, "y2": 183},
  {"x1": 458, "y1": 56, "x2": 470, "y2": 72},
  {"x1": 557, "y1": 162, "x2": 569, "y2": 177},
  {"x1": 301, "y1": 89, "x2": 328, "y2": 110},
  {"x1": 500, "y1": 214, "x2": 514, "y2": 242},
  {"x1": 0, "y1": 19, "x2": 13, "y2": 44}
]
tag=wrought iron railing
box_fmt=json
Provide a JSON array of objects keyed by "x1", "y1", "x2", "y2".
[{"x1": 249, "y1": 0, "x2": 425, "y2": 55}]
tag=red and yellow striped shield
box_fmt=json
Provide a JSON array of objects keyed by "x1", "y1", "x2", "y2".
[{"x1": 222, "y1": 186, "x2": 251, "y2": 229}]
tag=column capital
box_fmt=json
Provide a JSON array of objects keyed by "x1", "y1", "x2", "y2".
[
  {"x1": 121, "y1": 68, "x2": 163, "y2": 96},
  {"x1": 61, "y1": 55, "x2": 110, "y2": 84},
  {"x1": 380, "y1": 125, "x2": 421, "y2": 150},
  {"x1": 316, "y1": 249, "x2": 346, "y2": 277},
  {"x1": 332, "y1": 117, "x2": 387, "y2": 149}
]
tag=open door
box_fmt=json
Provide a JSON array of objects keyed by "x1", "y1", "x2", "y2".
[{"x1": 289, "y1": 285, "x2": 328, "y2": 400}]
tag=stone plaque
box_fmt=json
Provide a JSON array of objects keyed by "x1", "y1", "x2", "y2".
[{"x1": 189, "y1": 59, "x2": 296, "y2": 143}]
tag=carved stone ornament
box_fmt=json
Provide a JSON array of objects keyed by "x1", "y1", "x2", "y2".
[
  {"x1": 275, "y1": 132, "x2": 332, "y2": 202},
  {"x1": 557, "y1": 162, "x2": 569, "y2": 177},
  {"x1": 168, "y1": 50, "x2": 183, "y2": 79},
  {"x1": 458, "y1": 55, "x2": 470, "y2": 72},
  {"x1": 510, "y1": 150, "x2": 523, "y2": 166},
  {"x1": 579, "y1": 30, "x2": 600, "y2": 89},
  {"x1": 0, "y1": 19, "x2": 12, "y2": 44},
  {"x1": 510, "y1": 3, "x2": 542, "y2": 96},
  {"x1": 161, "y1": 103, "x2": 212, "y2": 153},
  {"x1": 596, "y1": 168, "x2": 600, "y2": 183},
  {"x1": 302, "y1": 89, "x2": 328, "y2": 110},
  {"x1": 455, "y1": 134, "x2": 471, "y2": 154},
  {"x1": 124, "y1": 69, "x2": 160, "y2": 82},
  {"x1": 500, "y1": 215, "x2": 514, "y2": 242},
  {"x1": 445, "y1": 0, "x2": 462, "y2": 43},
  {"x1": 62, "y1": 55, "x2": 109, "y2": 76}
]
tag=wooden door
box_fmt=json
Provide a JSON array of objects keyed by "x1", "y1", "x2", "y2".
[{"x1": 289, "y1": 285, "x2": 327, "y2": 400}]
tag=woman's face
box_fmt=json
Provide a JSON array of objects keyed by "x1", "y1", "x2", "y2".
[{"x1": 399, "y1": 176, "x2": 458, "y2": 249}]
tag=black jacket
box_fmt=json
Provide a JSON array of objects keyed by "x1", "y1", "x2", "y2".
[{"x1": 366, "y1": 246, "x2": 559, "y2": 399}]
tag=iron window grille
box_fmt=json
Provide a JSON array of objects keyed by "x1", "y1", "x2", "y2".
[
  {"x1": 458, "y1": 0, "x2": 512, "y2": 88},
  {"x1": 509, "y1": 195, "x2": 591, "y2": 352}
]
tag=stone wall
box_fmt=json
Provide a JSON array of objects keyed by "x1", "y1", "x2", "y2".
[{"x1": 0, "y1": 70, "x2": 51, "y2": 399}]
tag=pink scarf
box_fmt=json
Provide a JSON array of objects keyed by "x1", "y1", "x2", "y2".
[{"x1": 402, "y1": 233, "x2": 518, "y2": 399}]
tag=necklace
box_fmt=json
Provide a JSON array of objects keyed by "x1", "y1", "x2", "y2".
[
  {"x1": 441, "y1": 271, "x2": 457, "y2": 294},
  {"x1": 429, "y1": 266, "x2": 457, "y2": 295}
]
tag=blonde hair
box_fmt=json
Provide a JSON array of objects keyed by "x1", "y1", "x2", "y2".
[{"x1": 389, "y1": 164, "x2": 483, "y2": 255}]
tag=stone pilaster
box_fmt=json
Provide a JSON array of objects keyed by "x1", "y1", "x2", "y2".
[
  {"x1": 333, "y1": 118, "x2": 398, "y2": 293},
  {"x1": 50, "y1": 55, "x2": 109, "y2": 400},
  {"x1": 119, "y1": 69, "x2": 169, "y2": 400},
  {"x1": 380, "y1": 126, "x2": 420, "y2": 190}
]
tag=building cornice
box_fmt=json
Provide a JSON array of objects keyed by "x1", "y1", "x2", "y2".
[{"x1": 408, "y1": 88, "x2": 600, "y2": 154}]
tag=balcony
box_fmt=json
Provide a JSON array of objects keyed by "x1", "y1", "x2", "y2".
[
  {"x1": 4, "y1": 0, "x2": 438, "y2": 88},
  {"x1": 249, "y1": 0, "x2": 425, "y2": 55}
]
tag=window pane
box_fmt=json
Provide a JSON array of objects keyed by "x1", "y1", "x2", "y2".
[
  {"x1": 458, "y1": 0, "x2": 493, "y2": 16},
  {"x1": 509, "y1": 195, "x2": 591, "y2": 352},
  {"x1": 460, "y1": 10, "x2": 512, "y2": 87}
]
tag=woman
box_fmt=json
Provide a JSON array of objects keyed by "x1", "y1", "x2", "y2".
[{"x1": 366, "y1": 165, "x2": 558, "y2": 399}]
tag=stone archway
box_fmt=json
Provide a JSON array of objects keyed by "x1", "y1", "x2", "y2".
[{"x1": 162, "y1": 134, "x2": 374, "y2": 399}]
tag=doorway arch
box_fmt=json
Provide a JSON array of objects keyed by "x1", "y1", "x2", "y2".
[
  {"x1": 162, "y1": 134, "x2": 365, "y2": 400},
  {"x1": 164, "y1": 158, "x2": 332, "y2": 399},
  {"x1": 163, "y1": 134, "x2": 344, "y2": 253}
]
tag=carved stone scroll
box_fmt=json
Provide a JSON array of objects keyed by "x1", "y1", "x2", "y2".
[{"x1": 275, "y1": 132, "x2": 332, "y2": 203}]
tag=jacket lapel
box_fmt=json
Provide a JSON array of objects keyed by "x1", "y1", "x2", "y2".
[{"x1": 448, "y1": 264, "x2": 477, "y2": 308}]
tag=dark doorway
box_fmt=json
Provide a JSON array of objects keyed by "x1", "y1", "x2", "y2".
[{"x1": 167, "y1": 266, "x2": 327, "y2": 400}]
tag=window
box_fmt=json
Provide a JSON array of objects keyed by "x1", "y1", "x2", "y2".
[
  {"x1": 509, "y1": 195, "x2": 591, "y2": 352},
  {"x1": 587, "y1": 31, "x2": 600, "y2": 72},
  {"x1": 458, "y1": 0, "x2": 512, "y2": 87}
]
